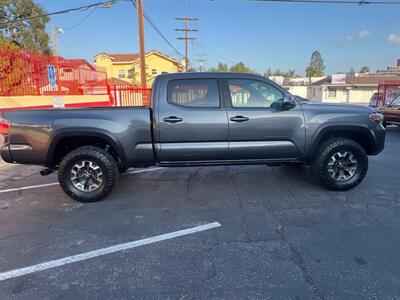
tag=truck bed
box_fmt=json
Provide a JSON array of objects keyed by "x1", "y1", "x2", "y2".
[{"x1": 1, "y1": 107, "x2": 155, "y2": 166}]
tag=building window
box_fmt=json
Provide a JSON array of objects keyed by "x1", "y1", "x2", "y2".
[
  {"x1": 127, "y1": 68, "x2": 135, "y2": 79},
  {"x1": 327, "y1": 87, "x2": 337, "y2": 98},
  {"x1": 118, "y1": 69, "x2": 126, "y2": 79},
  {"x1": 151, "y1": 68, "x2": 157, "y2": 75}
]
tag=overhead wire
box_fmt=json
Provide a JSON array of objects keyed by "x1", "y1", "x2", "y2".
[
  {"x1": 129, "y1": 0, "x2": 184, "y2": 58},
  {"x1": 63, "y1": 7, "x2": 97, "y2": 30},
  {"x1": 0, "y1": 1, "x2": 117, "y2": 27},
  {"x1": 249, "y1": 0, "x2": 400, "y2": 4}
]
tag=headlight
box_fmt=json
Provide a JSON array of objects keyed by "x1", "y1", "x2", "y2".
[{"x1": 369, "y1": 113, "x2": 384, "y2": 125}]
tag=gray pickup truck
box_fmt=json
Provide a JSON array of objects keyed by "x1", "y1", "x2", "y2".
[{"x1": 0, "y1": 73, "x2": 385, "y2": 202}]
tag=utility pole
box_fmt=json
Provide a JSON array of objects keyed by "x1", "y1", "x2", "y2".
[
  {"x1": 175, "y1": 17, "x2": 198, "y2": 72},
  {"x1": 136, "y1": 0, "x2": 147, "y2": 88},
  {"x1": 195, "y1": 54, "x2": 207, "y2": 72},
  {"x1": 52, "y1": 25, "x2": 58, "y2": 56},
  {"x1": 52, "y1": 25, "x2": 62, "y2": 92}
]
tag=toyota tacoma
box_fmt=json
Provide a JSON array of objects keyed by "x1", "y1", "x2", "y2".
[{"x1": 0, "y1": 73, "x2": 385, "y2": 202}]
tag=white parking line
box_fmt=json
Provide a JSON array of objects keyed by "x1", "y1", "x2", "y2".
[
  {"x1": 0, "y1": 162, "x2": 10, "y2": 169},
  {"x1": 0, "y1": 167, "x2": 164, "y2": 194},
  {"x1": 0, "y1": 182, "x2": 59, "y2": 194},
  {"x1": 0, "y1": 222, "x2": 221, "y2": 282}
]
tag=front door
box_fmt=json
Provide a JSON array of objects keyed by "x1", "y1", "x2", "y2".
[
  {"x1": 224, "y1": 78, "x2": 305, "y2": 160},
  {"x1": 157, "y1": 78, "x2": 229, "y2": 162}
]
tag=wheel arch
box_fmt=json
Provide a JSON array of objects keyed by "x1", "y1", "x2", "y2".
[
  {"x1": 46, "y1": 128, "x2": 126, "y2": 167},
  {"x1": 307, "y1": 125, "x2": 376, "y2": 160}
]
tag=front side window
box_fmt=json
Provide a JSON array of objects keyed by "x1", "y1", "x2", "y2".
[
  {"x1": 228, "y1": 79, "x2": 284, "y2": 108},
  {"x1": 168, "y1": 79, "x2": 219, "y2": 107},
  {"x1": 152, "y1": 68, "x2": 157, "y2": 75}
]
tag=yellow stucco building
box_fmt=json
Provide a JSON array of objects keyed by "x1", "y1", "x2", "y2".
[{"x1": 94, "y1": 50, "x2": 184, "y2": 87}]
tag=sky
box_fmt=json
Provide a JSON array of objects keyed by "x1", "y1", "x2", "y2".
[{"x1": 36, "y1": 0, "x2": 400, "y2": 75}]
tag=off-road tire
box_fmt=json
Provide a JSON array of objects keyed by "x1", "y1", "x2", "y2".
[
  {"x1": 58, "y1": 146, "x2": 119, "y2": 202},
  {"x1": 311, "y1": 138, "x2": 368, "y2": 191}
]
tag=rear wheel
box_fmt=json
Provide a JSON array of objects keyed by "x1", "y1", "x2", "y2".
[
  {"x1": 58, "y1": 146, "x2": 118, "y2": 202},
  {"x1": 311, "y1": 138, "x2": 368, "y2": 191}
]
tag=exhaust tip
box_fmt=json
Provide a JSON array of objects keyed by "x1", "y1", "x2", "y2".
[{"x1": 40, "y1": 168, "x2": 53, "y2": 176}]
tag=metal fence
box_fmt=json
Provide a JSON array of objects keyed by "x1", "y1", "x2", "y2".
[
  {"x1": 0, "y1": 45, "x2": 109, "y2": 97},
  {"x1": 377, "y1": 80, "x2": 400, "y2": 107},
  {"x1": 110, "y1": 86, "x2": 152, "y2": 107},
  {"x1": 0, "y1": 45, "x2": 154, "y2": 109}
]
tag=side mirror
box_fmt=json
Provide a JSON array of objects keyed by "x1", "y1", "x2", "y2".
[{"x1": 271, "y1": 95, "x2": 296, "y2": 111}]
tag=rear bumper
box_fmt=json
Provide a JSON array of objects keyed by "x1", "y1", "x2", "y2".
[
  {"x1": 1, "y1": 143, "x2": 43, "y2": 164},
  {"x1": 0, "y1": 144, "x2": 12, "y2": 163}
]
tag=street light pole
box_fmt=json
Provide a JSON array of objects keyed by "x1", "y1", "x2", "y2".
[{"x1": 136, "y1": 0, "x2": 147, "y2": 88}]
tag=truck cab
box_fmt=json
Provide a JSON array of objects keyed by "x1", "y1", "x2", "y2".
[{"x1": 153, "y1": 73, "x2": 304, "y2": 164}]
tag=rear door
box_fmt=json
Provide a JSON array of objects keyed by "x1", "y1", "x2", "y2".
[
  {"x1": 223, "y1": 78, "x2": 305, "y2": 160},
  {"x1": 157, "y1": 78, "x2": 229, "y2": 162}
]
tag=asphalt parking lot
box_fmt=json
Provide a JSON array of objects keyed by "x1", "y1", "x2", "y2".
[{"x1": 0, "y1": 127, "x2": 399, "y2": 300}]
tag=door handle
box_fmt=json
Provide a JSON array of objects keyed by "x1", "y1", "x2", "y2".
[
  {"x1": 230, "y1": 116, "x2": 249, "y2": 123},
  {"x1": 163, "y1": 116, "x2": 183, "y2": 123}
]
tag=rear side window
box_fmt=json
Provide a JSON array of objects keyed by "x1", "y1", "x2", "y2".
[{"x1": 167, "y1": 79, "x2": 220, "y2": 107}]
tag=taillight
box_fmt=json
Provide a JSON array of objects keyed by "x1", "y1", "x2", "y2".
[{"x1": 0, "y1": 118, "x2": 10, "y2": 135}]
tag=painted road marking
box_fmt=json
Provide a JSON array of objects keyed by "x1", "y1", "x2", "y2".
[
  {"x1": 0, "y1": 162, "x2": 10, "y2": 168},
  {"x1": 0, "y1": 167, "x2": 164, "y2": 194},
  {"x1": 0, "y1": 182, "x2": 59, "y2": 194},
  {"x1": 0, "y1": 222, "x2": 222, "y2": 282}
]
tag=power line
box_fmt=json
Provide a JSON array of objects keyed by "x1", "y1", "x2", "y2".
[
  {"x1": 129, "y1": 0, "x2": 184, "y2": 58},
  {"x1": 0, "y1": 1, "x2": 117, "y2": 27},
  {"x1": 195, "y1": 54, "x2": 207, "y2": 72},
  {"x1": 175, "y1": 17, "x2": 198, "y2": 71},
  {"x1": 63, "y1": 7, "x2": 97, "y2": 30},
  {"x1": 249, "y1": 0, "x2": 400, "y2": 4}
]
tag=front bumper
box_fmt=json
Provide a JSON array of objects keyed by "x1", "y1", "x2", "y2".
[{"x1": 370, "y1": 124, "x2": 386, "y2": 155}]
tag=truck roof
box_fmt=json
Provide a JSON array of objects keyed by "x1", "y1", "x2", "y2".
[
  {"x1": 156, "y1": 72, "x2": 268, "y2": 80},
  {"x1": 155, "y1": 72, "x2": 284, "y2": 91}
]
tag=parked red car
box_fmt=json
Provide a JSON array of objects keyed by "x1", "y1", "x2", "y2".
[{"x1": 378, "y1": 96, "x2": 400, "y2": 126}]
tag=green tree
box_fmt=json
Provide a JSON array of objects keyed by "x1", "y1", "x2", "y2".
[
  {"x1": 0, "y1": 37, "x2": 36, "y2": 95},
  {"x1": 348, "y1": 68, "x2": 355, "y2": 76},
  {"x1": 360, "y1": 66, "x2": 370, "y2": 74},
  {"x1": 285, "y1": 69, "x2": 297, "y2": 78},
  {"x1": 306, "y1": 51, "x2": 325, "y2": 78},
  {"x1": 208, "y1": 62, "x2": 229, "y2": 72},
  {"x1": 272, "y1": 69, "x2": 284, "y2": 76},
  {"x1": 264, "y1": 67, "x2": 272, "y2": 77},
  {"x1": 229, "y1": 62, "x2": 252, "y2": 73},
  {"x1": 0, "y1": 0, "x2": 50, "y2": 53}
]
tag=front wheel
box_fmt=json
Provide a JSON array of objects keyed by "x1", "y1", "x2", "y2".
[
  {"x1": 311, "y1": 138, "x2": 368, "y2": 191},
  {"x1": 58, "y1": 146, "x2": 119, "y2": 202}
]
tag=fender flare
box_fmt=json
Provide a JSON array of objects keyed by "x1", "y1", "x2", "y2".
[
  {"x1": 45, "y1": 128, "x2": 126, "y2": 166},
  {"x1": 306, "y1": 124, "x2": 376, "y2": 159}
]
